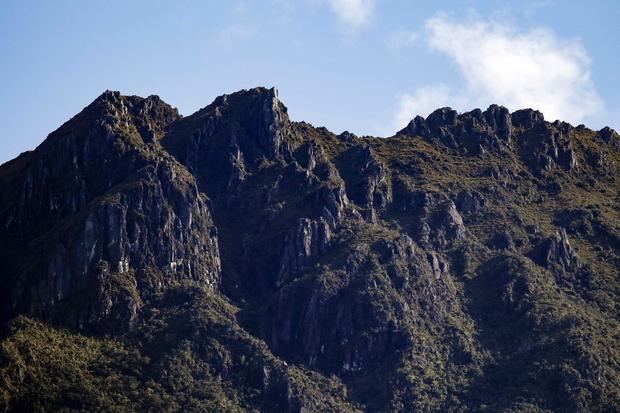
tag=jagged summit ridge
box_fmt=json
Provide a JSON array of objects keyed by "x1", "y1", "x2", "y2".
[
  {"x1": 395, "y1": 103, "x2": 619, "y2": 174},
  {"x1": 0, "y1": 87, "x2": 619, "y2": 412},
  {"x1": 189, "y1": 86, "x2": 293, "y2": 156}
]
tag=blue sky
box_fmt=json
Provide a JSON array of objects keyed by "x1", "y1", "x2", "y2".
[{"x1": 1, "y1": 0, "x2": 618, "y2": 164}]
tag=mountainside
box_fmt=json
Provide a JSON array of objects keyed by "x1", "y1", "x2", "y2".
[{"x1": 0, "y1": 87, "x2": 619, "y2": 412}]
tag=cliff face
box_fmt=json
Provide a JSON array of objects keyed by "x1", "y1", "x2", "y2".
[
  {"x1": 0, "y1": 87, "x2": 619, "y2": 412},
  {"x1": 0, "y1": 91, "x2": 221, "y2": 332}
]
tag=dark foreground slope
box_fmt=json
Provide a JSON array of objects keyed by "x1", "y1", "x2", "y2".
[{"x1": 0, "y1": 88, "x2": 618, "y2": 412}]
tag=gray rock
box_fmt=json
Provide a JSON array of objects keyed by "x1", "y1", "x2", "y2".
[
  {"x1": 455, "y1": 190, "x2": 487, "y2": 216},
  {"x1": 278, "y1": 217, "x2": 333, "y2": 285},
  {"x1": 537, "y1": 229, "x2": 579, "y2": 272}
]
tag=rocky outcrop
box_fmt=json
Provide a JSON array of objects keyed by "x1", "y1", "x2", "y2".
[
  {"x1": 511, "y1": 108, "x2": 545, "y2": 129},
  {"x1": 535, "y1": 229, "x2": 579, "y2": 272},
  {"x1": 517, "y1": 122, "x2": 577, "y2": 174},
  {"x1": 1, "y1": 87, "x2": 619, "y2": 413},
  {"x1": 455, "y1": 190, "x2": 487, "y2": 217},
  {"x1": 11, "y1": 161, "x2": 221, "y2": 331},
  {"x1": 399, "y1": 115, "x2": 430, "y2": 138},
  {"x1": 226, "y1": 144, "x2": 247, "y2": 189},
  {"x1": 259, "y1": 87, "x2": 295, "y2": 158},
  {"x1": 429, "y1": 200, "x2": 466, "y2": 245},
  {"x1": 278, "y1": 217, "x2": 332, "y2": 285},
  {"x1": 483, "y1": 104, "x2": 513, "y2": 141},
  {"x1": 394, "y1": 189, "x2": 465, "y2": 248},
  {"x1": 338, "y1": 145, "x2": 390, "y2": 222},
  {"x1": 269, "y1": 230, "x2": 457, "y2": 382},
  {"x1": 397, "y1": 104, "x2": 512, "y2": 154},
  {"x1": 162, "y1": 87, "x2": 298, "y2": 195},
  {"x1": 397, "y1": 105, "x2": 582, "y2": 173},
  {"x1": 596, "y1": 126, "x2": 618, "y2": 145},
  {"x1": 2, "y1": 91, "x2": 179, "y2": 241},
  {"x1": 277, "y1": 179, "x2": 353, "y2": 285},
  {"x1": 0, "y1": 93, "x2": 220, "y2": 332},
  {"x1": 426, "y1": 251, "x2": 449, "y2": 279}
]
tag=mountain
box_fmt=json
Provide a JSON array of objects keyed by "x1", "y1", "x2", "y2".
[{"x1": 0, "y1": 87, "x2": 618, "y2": 412}]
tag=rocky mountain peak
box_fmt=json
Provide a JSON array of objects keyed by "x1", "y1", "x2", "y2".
[
  {"x1": 512, "y1": 108, "x2": 545, "y2": 128},
  {"x1": 426, "y1": 106, "x2": 459, "y2": 129},
  {"x1": 597, "y1": 126, "x2": 619, "y2": 145},
  {"x1": 87, "y1": 90, "x2": 180, "y2": 140},
  {"x1": 193, "y1": 86, "x2": 293, "y2": 154},
  {"x1": 0, "y1": 87, "x2": 619, "y2": 413},
  {"x1": 395, "y1": 104, "x2": 586, "y2": 173},
  {"x1": 161, "y1": 86, "x2": 298, "y2": 195}
]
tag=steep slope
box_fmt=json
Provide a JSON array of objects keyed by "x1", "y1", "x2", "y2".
[
  {"x1": 0, "y1": 87, "x2": 619, "y2": 412},
  {"x1": 0, "y1": 91, "x2": 220, "y2": 332}
]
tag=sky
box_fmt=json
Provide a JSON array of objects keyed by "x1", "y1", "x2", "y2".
[{"x1": 1, "y1": 0, "x2": 619, "y2": 164}]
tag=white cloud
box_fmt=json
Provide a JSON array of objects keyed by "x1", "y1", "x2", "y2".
[
  {"x1": 327, "y1": 0, "x2": 374, "y2": 28},
  {"x1": 395, "y1": 15, "x2": 603, "y2": 128}
]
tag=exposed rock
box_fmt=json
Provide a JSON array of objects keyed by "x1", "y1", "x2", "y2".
[
  {"x1": 517, "y1": 123, "x2": 578, "y2": 174},
  {"x1": 597, "y1": 126, "x2": 619, "y2": 145},
  {"x1": 162, "y1": 87, "x2": 298, "y2": 195},
  {"x1": 269, "y1": 238, "x2": 453, "y2": 378},
  {"x1": 260, "y1": 87, "x2": 295, "y2": 158},
  {"x1": 0, "y1": 93, "x2": 220, "y2": 332},
  {"x1": 339, "y1": 145, "x2": 390, "y2": 222},
  {"x1": 377, "y1": 234, "x2": 416, "y2": 264},
  {"x1": 315, "y1": 184, "x2": 350, "y2": 226},
  {"x1": 278, "y1": 218, "x2": 333, "y2": 285},
  {"x1": 535, "y1": 229, "x2": 579, "y2": 272},
  {"x1": 584, "y1": 147, "x2": 612, "y2": 173},
  {"x1": 11, "y1": 160, "x2": 221, "y2": 332},
  {"x1": 433, "y1": 201, "x2": 466, "y2": 241},
  {"x1": 3, "y1": 92, "x2": 179, "y2": 240},
  {"x1": 487, "y1": 231, "x2": 516, "y2": 251},
  {"x1": 397, "y1": 189, "x2": 465, "y2": 248},
  {"x1": 397, "y1": 104, "x2": 512, "y2": 154},
  {"x1": 484, "y1": 104, "x2": 512, "y2": 141},
  {"x1": 455, "y1": 190, "x2": 487, "y2": 217},
  {"x1": 426, "y1": 251, "x2": 449, "y2": 279},
  {"x1": 1, "y1": 88, "x2": 619, "y2": 413},
  {"x1": 512, "y1": 108, "x2": 545, "y2": 128},
  {"x1": 337, "y1": 131, "x2": 358, "y2": 143},
  {"x1": 399, "y1": 115, "x2": 430, "y2": 137},
  {"x1": 227, "y1": 144, "x2": 247, "y2": 189},
  {"x1": 427, "y1": 107, "x2": 459, "y2": 129}
]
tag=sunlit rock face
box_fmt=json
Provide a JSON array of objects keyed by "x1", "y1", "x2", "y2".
[{"x1": 0, "y1": 88, "x2": 619, "y2": 412}]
